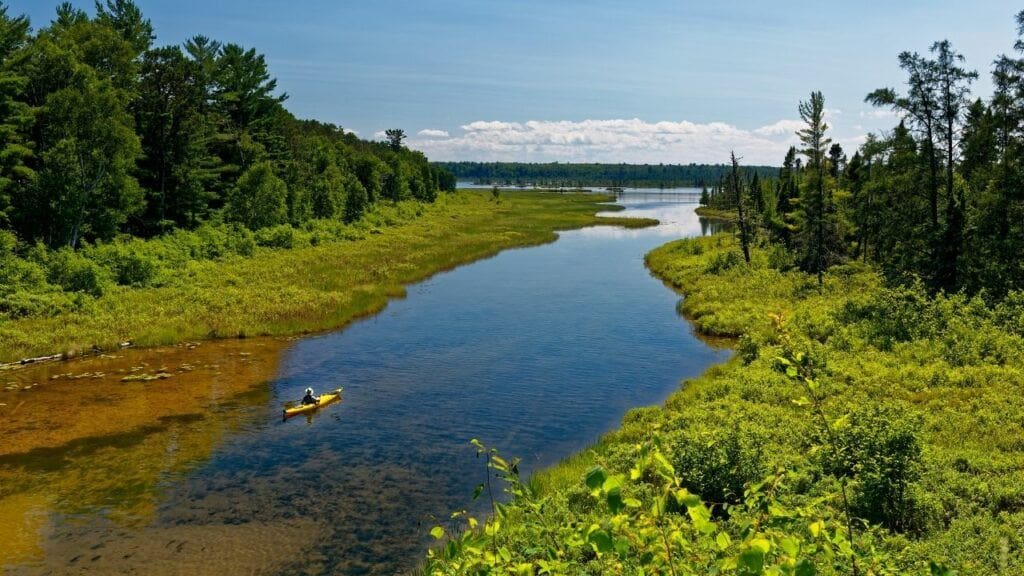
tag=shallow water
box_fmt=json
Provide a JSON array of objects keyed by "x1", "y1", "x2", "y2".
[{"x1": 0, "y1": 195, "x2": 729, "y2": 575}]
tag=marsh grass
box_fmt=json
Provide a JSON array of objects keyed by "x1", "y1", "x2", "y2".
[
  {"x1": 0, "y1": 191, "x2": 654, "y2": 363},
  {"x1": 428, "y1": 233, "x2": 1024, "y2": 574}
]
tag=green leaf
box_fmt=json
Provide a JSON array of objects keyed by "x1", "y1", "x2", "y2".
[
  {"x1": 738, "y1": 546, "x2": 765, "y2": 574},
  {"x1": 687, "y1": 501, "x2": 713, "y2": 533},
  {"x1": 779, "y1": 536, "x2": 799, "y2": 557},
  {"x1": 602, "y1": 475, "x2": 623, "y2": 492},
  {"x1": 795, "y1": 559, "x2": 816, "y2": 576},
  {"x1": 930, "y1": 562, "x2": 957, "y2": 576},
  {"x1": 472, "y1": 483, "x2": 484, "y2": 500},
  {"x1": 809, "y1": 520, "x2": 826, "y2": 538},
  {"x1": 716, "y1": 531, "x2": 732, "y2": 551},
  {"x1": 615, "y1": 537, "x2": 630, "y2": 558},
  {"x1": 491, "y1": 455, "x2": 510, "y2": 471},
  {"x1": 748, "y1": 537, "x2": 771, "y2": 554},
  {"x1": 606, "y1": 486, "x2": 624, "y2": 513},
  {"x1": 654, "y1": 451, "x2": 676, "y2": 476},
  {"x1": 676, "y1": 489, "x2": 701, "y2": 508},
  {"x1": 585, "y1": 466, "x2": 607, "y2": 490},
  {"x1": 588, "y1": 529, "x2": 614, "y2": 553},
  {"x1": 430, "y1": 525, "x2": 445, "y2": 540}
]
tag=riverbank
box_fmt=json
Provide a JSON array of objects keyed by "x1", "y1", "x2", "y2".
[
  {"x1": 423, "y1": 233, "x2": 1024, "y2": 574},
  {"x1": 694, "y1": 205, "x2": 737, "y2": 222},
  {"x1": 0, "y1": 191, "x2": 654, "y2": 364}
]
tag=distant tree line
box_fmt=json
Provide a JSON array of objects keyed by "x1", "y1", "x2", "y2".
[
  {"x1": 433, "y1": 162, "x2": 777, "y2": 189},
  {"x1": 0, "y1": 1, "x2": 455, "y2": 251},
  {"x1": 705, "y1": 13, "x2": 1024, "y2": 299}
]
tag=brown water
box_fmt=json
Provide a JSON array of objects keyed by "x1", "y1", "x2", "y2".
[{"x1": 0, "y1": 197, "x2": 728, "y2": 575}]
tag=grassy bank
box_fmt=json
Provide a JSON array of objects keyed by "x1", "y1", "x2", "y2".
[
  {"x1": 694, "y1": 205, "x2": 738, "y2": 222},
  {"x1": 0, "y1": 191, "x2": 652, "y2": 363},
  {"x1": 423, "y1": 234, "x2": 1024, "y2": 575}
]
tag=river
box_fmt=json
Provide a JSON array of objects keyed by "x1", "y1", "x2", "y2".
[{"x1": 0, "y1": 194, "x2": 729, "y2": 575}]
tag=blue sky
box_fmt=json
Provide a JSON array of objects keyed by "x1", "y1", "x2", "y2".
[{"x1": 10, "y1": 1, "x2": 1021, "y2": 164}]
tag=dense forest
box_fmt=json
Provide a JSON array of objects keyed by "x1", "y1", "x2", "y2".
[
  {"x1": 700, "y1": 29, "x2": 1024, "y2": 300},
  {"x1": 434, "y1": 161, "x2": 777, "y2": 188},
  {"x1": 0, "y1": 1, "x2": 456, "y2": 319}
]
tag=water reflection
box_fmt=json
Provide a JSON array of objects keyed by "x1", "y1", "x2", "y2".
[
  {"x1": 700, "y1": 216, "x2": 734, "y2": 236},
  {"x1": 1, "y1": 200, "x2": 729, "y2": 576}
]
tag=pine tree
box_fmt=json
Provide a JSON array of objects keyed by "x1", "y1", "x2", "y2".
[{"x1": 796, "y1": 91, "x2": 833, "y2": 286}]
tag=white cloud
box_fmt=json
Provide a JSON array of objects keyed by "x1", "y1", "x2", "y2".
[
  {"x1": 753, "y1": 119, "x2": 805, "y2": 137},
  {"x1": 859, "y1": 109, "x2": 901, "y2": 119},
  {"x1": 417, "y1": 129, "x2": 450, "y2": 138},
  {"x1": 408, "y1": 118, "x2": 814, "y2": 165},
  {"x1": 372, "y1": 130, "x2": 387, "y2": 140}
]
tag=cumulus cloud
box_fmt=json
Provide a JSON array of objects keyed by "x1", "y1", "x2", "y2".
[
  {"x1": 372, "y1": 130, "x2": 388, "y2": 140},
  {"x1": 753, "y1": 119, "x2": 805, "y2": 137},
  {"x1": 407, "y1": 118, "x2": 817, "y2": 165},
  {"x1": 859, "y1": 109, "x2": 901, "y2": 119},
  {"x1": 417, "y1": 128, "x2": 450, "y2": 138}
]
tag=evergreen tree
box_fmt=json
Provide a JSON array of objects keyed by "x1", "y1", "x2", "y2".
[
  {"x1": 795, "y1": 91, "x2": 835, "y2": 286},
  {"x1": 0, "y1": 5, "x2": 32, "y2": 229}
]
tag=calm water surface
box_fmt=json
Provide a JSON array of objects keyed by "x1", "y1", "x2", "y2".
[{"x1": 1, "y1": 195, "x2": 728, "y2": 575}]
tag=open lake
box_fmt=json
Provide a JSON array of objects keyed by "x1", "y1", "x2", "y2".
[{"x1": 1, "y1": 194, "x2": 729, "y2": 575}]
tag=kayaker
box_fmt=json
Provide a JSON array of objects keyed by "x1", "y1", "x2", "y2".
[{"x1": 301, "y1": 387, "x2": 317, "y2": 405}]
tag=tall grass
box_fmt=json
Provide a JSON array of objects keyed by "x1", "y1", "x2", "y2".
[
  {"x1": 0, "y1": 191, "x2": 653, "y2": 363},
  {"x1": 424, "y1": 233, "x2": 1024, "y2": 574}
]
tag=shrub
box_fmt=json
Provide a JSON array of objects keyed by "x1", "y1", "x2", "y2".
[
  {"x1": 840, "y1": 283, "x2": 937, "y2": 350},
  {"x1": 86, "y1": 242, "x2": 162, "y2": 287},
  {"x1": 669, "y1": 427, "x2": 765, "y2": 510},
  {"x1": 819, "y1": 404, "x2": 926, "y2": 533},
  {"x1": 993, "y1": 291, "x2": 1024, "y2": 336},
  {"x1": 42, "y1": 248, "x2": 111, "y2": 297},
  {"x1": 704, "y1": 249, "x2": 745, "y2": 274},
  {"x1": 0, "y1": 254, "x2": 47, "y2": 292},
  {"x1": 737, "y1": 333, "x2": 760, "y2": 364},
  {"x1": 0, "y1": 290, "x2": 79, "y2": 318},
  {"x1": 766, "y1": 243, "x2": 796, "y2": 270},
  {"x1": 255, "y1": 224, "x2": 305, "y2": 249}
]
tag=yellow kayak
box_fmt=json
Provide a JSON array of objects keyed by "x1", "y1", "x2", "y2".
[{"x1": 283, "y1": 387, "x2": 343, "y2": 419}]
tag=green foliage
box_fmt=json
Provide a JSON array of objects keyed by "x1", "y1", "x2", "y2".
[
  {"x1": 0, "y1": 1, "x2": 455, "y2": 269},
  {"x1": 424, "y1": 438, "x2": 894, "y2": 575},
  {"x1": 41, "y1": 247, "x2": 111, "y2": 297},
  {"x1": 0, "y1": 192, "x2": 643, "y2": 360},
  {"x1": 429, "y1": 233, "x2": 1021, "y2": 574},
  {"x1": 254, "y1": 223, "x2": 301, "y2": 249},
  {"x1": 85, "y1": 240, "x2": 161, "y2": 287},
  {"x1": 437, "y1": 161, "x2": 778, "y2": 188},
  {"x1": 669, "y1": 427, "x2": 766, "y2": 509},
  {"x1": 820, "y1": 404, "x2": 926, "y2": 533},
  {"x1": 226, "y1": 161, "x2": 288, "y2": 229}
]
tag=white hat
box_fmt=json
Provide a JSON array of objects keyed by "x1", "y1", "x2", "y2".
[{"x1": 305, "y1": 387, "x2": 313, "y2": 394}]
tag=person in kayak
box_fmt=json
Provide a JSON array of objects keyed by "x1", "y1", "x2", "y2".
[{"x1": 301, "y1": 387, "x2": 318, "y2": 405}]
